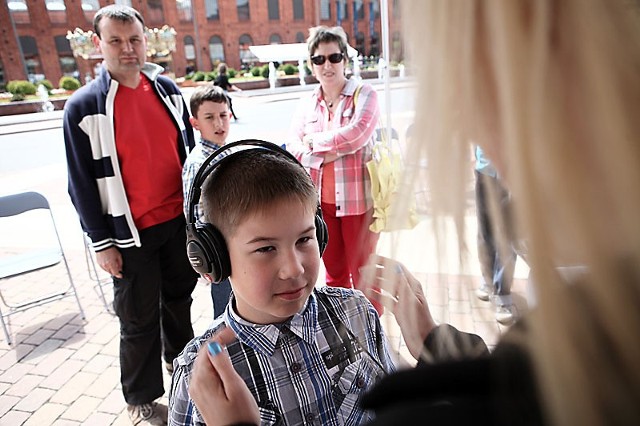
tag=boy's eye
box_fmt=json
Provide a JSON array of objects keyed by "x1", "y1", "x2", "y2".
[
  {"x1": 298, "y1": 236, "x2": 313, "y2": 245},
  {"x1": 255, "y1": 246, "x2": 275, "y2": 253}
]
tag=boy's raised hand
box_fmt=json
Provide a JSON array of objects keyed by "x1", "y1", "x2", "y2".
[{"x1": 189, "y1": 326, "x2": 260, "y2": 426}]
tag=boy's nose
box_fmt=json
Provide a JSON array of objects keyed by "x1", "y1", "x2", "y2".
[{"x1": 279, "y1": 250, "x2": 304, "y2": 279}]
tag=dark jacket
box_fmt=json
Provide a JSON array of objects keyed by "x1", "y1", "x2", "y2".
[{"x1": 63, "y1": 63, "x2": 194, "y2": 251}]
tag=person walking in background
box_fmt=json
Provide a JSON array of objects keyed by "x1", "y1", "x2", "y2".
[
  {"x1": 182, "y1": 84, "x2": 233, "y2": 319},
  {"x1": 288, "y1": 26, "x2": 382, "y2": 314},
  {"x1": 474, "y1": 145, "x2": 518, "y2": 324},
  {"x1": 214, "y1": 63, "x2": 240, "y2": 121},
  {"x1": 63, "y1": 5, "x2": 198, "y2": 425}
]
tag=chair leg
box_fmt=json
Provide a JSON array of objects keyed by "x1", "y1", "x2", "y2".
[
  {"x1": 0, "y1": 306, "x2": 12, "y2": 346},
  {"x1": 61, "y1": 254, "x2": 85, "y2": 320}
]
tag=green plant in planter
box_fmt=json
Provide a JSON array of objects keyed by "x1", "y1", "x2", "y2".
[
  {"x1": 39, "y1": 79, "x2": 54, "y2": 94},
  {"x1": 7, "y1": 80, "x2": 36, "y2": 101},
  {"x1": 282, "y1": 64, "x2": 296, "y2": 76},
  {"x1": 250, "y1": 66, "x2": 261, "y2": 77},
  {"x1": 260, "y1": 64, "x2": 270, "y2": 79},
  {"x1": 228, "y1": 68, "x2": 237, "y2": 78},
  {"x1": 59, "y1": 76, "x2": 81, "y2": 91},
  {"x1": 192, "y1": 71, "x2": 206, "y2": 82}
]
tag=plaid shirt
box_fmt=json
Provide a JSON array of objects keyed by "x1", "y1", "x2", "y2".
[
  {"x1": 181, "y1": 138, "x2": 228, "y2": 221},
  {"x1": 168, "y1": 287, "x2": 396, "y2": 426},
  {"x1": 288, "y1": 77, "x2": 379, "y2": 217}
]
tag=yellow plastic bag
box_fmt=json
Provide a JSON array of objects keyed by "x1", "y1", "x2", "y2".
[{"x1": 367, "y1": 141, "x2": 419, "y2": 233}]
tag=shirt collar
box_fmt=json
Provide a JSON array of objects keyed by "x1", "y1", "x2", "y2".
[
  {"x1": 225, "y1": 292, "x2": 319, "y2": 356},
  {"x1": 199, "y1": 138, "x2": 223, "y2": 154}
]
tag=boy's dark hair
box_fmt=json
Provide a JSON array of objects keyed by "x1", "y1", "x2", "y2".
[
  {"x1": 307, "y1": 26, "x2": 349, "y2": 58},
  {"x1": 189, "y1": 84, "x2": 230, "y2": 118},
  {"x1": 202, "y1": 148, "x2": 318, "y2": 237},
  {"x1": 217, "y1": 63, "x2": 228, "y2": 75},
  {"x1": 94, "y1": 5, "x2": 145, "y2": 38}
]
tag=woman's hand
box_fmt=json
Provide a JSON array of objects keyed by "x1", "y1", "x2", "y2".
[
  {"x1": 360, "y1": 255, "x2": 437, "y2": 360},
  {"x1": 189, "y1": 326, "x2": 260, "y2": 426}
]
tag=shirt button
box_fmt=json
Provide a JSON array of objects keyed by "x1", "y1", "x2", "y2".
[
  {"x1": 290, "y1": 362, "x2": 302, "y2": 373},
  {"x1": 305, "y1": 412, "x2": 315, "y2": 423},
  {"x1": 356, "y1": 376, "x2": 366, "y2": 389}
]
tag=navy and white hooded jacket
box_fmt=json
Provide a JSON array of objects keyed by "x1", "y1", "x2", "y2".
[{"x1": 63, "y1": 63, "x2": 195, "y2": 252}]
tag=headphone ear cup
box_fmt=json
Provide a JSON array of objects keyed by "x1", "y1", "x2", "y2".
[
  {"x1": 186, "y1": 223, "x2": 231, "y2": 283},
  {"x1": 315, "y1": 209, "x2": 329, "y2": 256}
]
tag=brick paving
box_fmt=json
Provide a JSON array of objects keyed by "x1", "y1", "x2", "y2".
[{"x1": 0, "y1": 89, "x2": 530, "y2": 424}]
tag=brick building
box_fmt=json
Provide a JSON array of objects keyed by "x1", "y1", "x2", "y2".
[{"x1": 0, "y1": 0, "x2": 403, "y2": 88}]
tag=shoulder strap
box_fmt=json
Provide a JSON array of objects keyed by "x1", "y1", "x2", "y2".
[{"x1": 353, "y1": 83, "x2": 364, "y2": 107}]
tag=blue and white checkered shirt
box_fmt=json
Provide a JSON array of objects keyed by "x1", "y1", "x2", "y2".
[{"x1": 168, "y1": 286, "x2": 396, "y2": 426}]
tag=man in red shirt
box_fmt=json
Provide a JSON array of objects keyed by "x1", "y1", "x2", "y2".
[{"x1": 63, "y1": 5, "x2": 197, "y2": 425}]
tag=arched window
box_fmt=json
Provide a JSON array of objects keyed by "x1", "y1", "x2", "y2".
[
  {"x1": 19, "y1": 36, "x2": 41, "y2": 81},
  {"x1": 238, "y1": 34, "x2": 256, "y2": 64},
  {"x1": 369, "y1": 31, "x2": 380, "y2": 57},
  {"x1": 209, "y1": 36, "x2": 225, "y2": 64},
  {"x1": 296, "y1": 32, "x2": 306, "y2": 43},
  {"x1": 269, "y1": 34, "x2": 282, "y2": 45},
  {"x1": 55, "y1": 35, "x2": 77, "y2": 77},
  {"x1": 391, "y1": 31, "x2": 403, "y2": 63},
  {"x1": 184, "y1": 36, "x2": 196, "y2": 61}
]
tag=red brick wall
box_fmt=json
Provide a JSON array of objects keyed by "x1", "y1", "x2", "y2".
[{"x1": 1, "y1": 0, "x2": 402, "y2": 86}]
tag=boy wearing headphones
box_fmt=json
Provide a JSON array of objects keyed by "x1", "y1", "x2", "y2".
[
  {"x1": 182, "y1": 84, "x2": 233, "y2": 318},
  {"x1": 169, "y1": 141, "x2": 395, "y2": 426}
]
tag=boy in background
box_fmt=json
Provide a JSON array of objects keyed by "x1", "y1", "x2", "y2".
[
  {"x1": 182, "y1": 84, "x2": 233, "y2": 318},
  {"x1": 170, "y1": 142, "x2": 395, "y2": 426}
]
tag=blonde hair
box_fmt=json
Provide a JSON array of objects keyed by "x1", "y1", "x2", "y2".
[{"x1": 401, "y1": 0, "x2": 640, "y2": 424}]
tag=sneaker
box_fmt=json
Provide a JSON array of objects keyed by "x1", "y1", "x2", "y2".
[
  {"x1": 495, "y1": 304, "x2": 517, "y2": 325},
  {"x1": 127, "y1": 402, "x2": 168, "y2": 426},
  {"x1": 165, "y1": 361, "x2": 174, "y2": 374},
  {"x1": 475, "y1": 283, "x2": 493, "y2": 301}
]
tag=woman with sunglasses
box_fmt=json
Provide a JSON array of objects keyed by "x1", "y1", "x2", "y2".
[{"x1": 288, "y1": 26, "x2": 382, "y2": 315}]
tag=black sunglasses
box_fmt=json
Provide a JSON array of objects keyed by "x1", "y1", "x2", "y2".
[{"x1": 310, "y1": 52, "x2": 345, "y2": 66}]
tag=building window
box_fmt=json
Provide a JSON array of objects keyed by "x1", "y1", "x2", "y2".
[
  {"x1": 239, "y1": 34, "x2": 256, "y2": 65},
  {"x1": 355, "y1": 31, "x2": 365, "y2": 57},
  {"x1": 184, "y1": 36, "x2": 196, "y2": 61},
  {"x1": 369, "y1": 31, "x2": 379, "y2": 57},
  {"x1": 8, "y1": 0, "x2": 30, "y2": 24},
  {"x1": 337, "y1": 0, "x2": 348, "y2": 21},
  {"x1": 269, "y1": 34, "x2": 282, "y2": 44},
  {"x1": 205, "y1": 0, "x2": 219, "y2": 20},
  {"x1": 268, "y1": 0, "x2": 279, "y2": 20},
  {"x1": 371, "y1": 0, "x2": 380, "y2": 19},
  {"x1": 147, "y1": 0, "x2": 164, "y2": 24},
  {"x1": 237, "y1": 0, "x2": 250, "y2": 21},
  {"x1": 209, "y1": 36, "x2": 224, "y2": 64},
  {"x1": 176, "y1": 0, "x2": 193, "y2": 21},
  {"x1": 355, "y1": 0, "x2": 364, "y2": 20},
  {"x1": 0, "y1": 59, "x2": 5, "y2": 86},
  {"x1": 320, "y1": 0, "x2": 330, "y2": 20},
  {"x1": 292, "y1": 0, "x2": 304, "y2": 20},
  {"x1": 55, "y1": 35, "x2": 78, "y2": 77},
  {"x1": 45, "y1": 0, "x2": 66, "y2": 24},
  {"x1": 296, "y1": 32, "x2": 305, "y2": 43},
  {"x1": 115, "y1": 0, "x2": 132, "y2": 6},
  {"x1": 82, "y1": 0, "x2": 100, "y2": 23},
  {"x1": 19, "y1": 36, "x2": 41, "y2": 81}
]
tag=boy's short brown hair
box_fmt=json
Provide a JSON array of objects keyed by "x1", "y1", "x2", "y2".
[
  {"x1": 201, "y1": 147, "x2": 318, "y2": 238},
  {"x1": 189, "y1": 84, "x2": 230, "y2": 118}
]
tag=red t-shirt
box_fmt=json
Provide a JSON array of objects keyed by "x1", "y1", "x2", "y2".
[{"x1": 114, "y1": 75, "x2": 183, "y2": 230}]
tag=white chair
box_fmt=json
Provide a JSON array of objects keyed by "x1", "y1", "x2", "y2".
[
  {"x1": 0, "y1": 191, "x2": 86, "y2": 345},
  {"x1": 83, "y1": 233, "x2": 114, "y2": 313}
]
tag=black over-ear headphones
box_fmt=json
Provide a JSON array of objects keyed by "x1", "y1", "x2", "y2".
[{"x1": 185, "y1": 139, "x2": 329, "y2": 283}]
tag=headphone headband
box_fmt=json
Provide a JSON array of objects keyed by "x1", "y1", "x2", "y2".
[{"x1": 185, "y1": 139, "x2": 328, "y2": 282}]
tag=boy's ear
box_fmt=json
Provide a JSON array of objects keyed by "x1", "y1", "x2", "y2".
[{"x1": 189, "y1": 116, "x2": 200, "y2": 131}]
